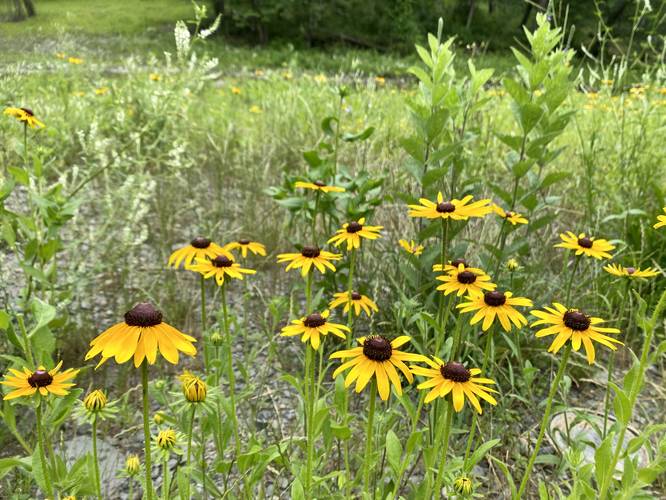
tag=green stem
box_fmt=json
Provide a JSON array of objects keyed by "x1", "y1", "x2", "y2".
[
  {"x1": 342, "y1": 249, "x2": 355, "y2": 496},
  {"x1": 432, "y1": 401, "x2": 454, "y2": 498},
  {"x1": 35, "y1": 403, "x2": 54, "y2": 499},
  {"x1": 516, "y1": 345, "x2": 572, "y2": 499},
  {"x1": 305, "y1": 272, "x2": 313, "y2": 314},
  {"x1": 92, "y1": 418, "x2": 102, "y2": 499},
  {"x1": 129, "y1": 478, "x2": 134, "y2": 500},
  {"x1": 23, "y1": 123, "x2": 28, "y2": 168},
  {"x1": 333, "y1": 94, "x2": 344, "y2": 178},
  {"x1": 363, "y1": 380, "x2": 377, "y2": 494},
  {"x1": 201, "y1": 411, "x2": 208, "y2": 500},
  {"x1": 346, "y1": 249, "x2": 356, "y2": 347},
  {"x1": 221, "y1": 284, "x2": 241, "y2": 458},
  {"x1": 16, "y1": 315, "x2": 34, "y2": 366},
  {"x1": 304, "y1": 345, "x2": 315, "y2": 495},
  {"x1": 201, "y1": 275, "x2": 209, "y2": 370},
  {"x1": 392, "y1": 391, "x2": 426, "y2": 498},
  {"x1": 564, "y1": 256, "x2": 581, "y2": 305},
  {"x1": 142, "y1": 362, "x2": 155, "y2": 500},
  {"x1": 162, "y1": 458, "x2": 169, "y2": 500},
  {"x1": 185, "y1": 406, "x2": 196, "y2": 498},
  {"x1": 311, "y1": 192, "x2": 321, "y2": 243}
]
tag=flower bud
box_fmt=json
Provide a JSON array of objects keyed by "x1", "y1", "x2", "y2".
[
  {"x1": 83, "y1": 390, "x2": 107, "y2": 412},
  {"x1": 210, "y1": 331, "x2": 224, "y2": 346},
  {"x1": 182, "y1": 376, "x2": 207, "y2": 403},
  {"x1": 157, "y1": 429, "x2": 177, "y2": 450},
  {"x1": 125, "y1": 454, "x2": 140, "y2": 475},
  {"x1": 153, "y1": 412, "x2": 165, "y2": 425},
  {"x1": 453, "y1": 476, "x2": 473, "y2": 495},
  {"x1": 506, "y1": 258, "x2": 519, "y2": 271}
]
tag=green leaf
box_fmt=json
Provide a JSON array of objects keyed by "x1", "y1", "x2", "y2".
[
  {"x1": 8, "y1": 166, "x2": 29, "y2": 186},
  {"x1": 0, "y1": 311, "x2": 9, "y2": 330},
  {"x1": 0, "y1": 456, "x2": 30, "y2": 480},
  {"x1": 595, "y1": 434, "x2": 614, "y2": 489},
  {"x1": 28, "y1": 299, "x2": 56, "y2": 338},
  {"x1": 540, "y1": 171, "x2": 570, "y2": 189},
  {"x1": 330, "y1": 424, "x2": 351, "y2": 440},
  {"x1": 343, "y1": 127, "x2": 375, "y2": 143},
  {"x1": 291, "y1": 477, "x2": 305, "y2": 500},
  {"x1": 467, "y1": 438, "x2": 501, "y2": 471},
  {"x1": 610, "y1": 382, "x2": 631, "y2": 426},
  {"x1": 321, "y1": 116, "x2": 338, "y2": 136},
  {"x1": 385, "y1": 430, "x2": 403, "y2": 475}
]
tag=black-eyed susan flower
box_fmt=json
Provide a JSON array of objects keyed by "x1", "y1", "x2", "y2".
[
  {"x1": 294, "y1": 180, "x2": 345, "y2": 193},
  {"x1": 433, "y1": 258, "x2": 469, "y2": 273},
  {"x1": 653, "y1": 208, "x2": 666, "y2": 229},
  {"x1": 330, "y1": 336, "x2": 427, "y2": 400},
  {"x1": 409, "y1": 358, "x2": 497, "y2": 412},
  {"x1": 457, "y1": 290, "x2": 532, "y2": 332},
  {"x1": 530, "y1": 303, "x2": 622, "y2": 364},
  {"x1": 84, "y1": 389, "x2": 107, "y2": 412},
  {"x1": 179, "y1": 372, "x2": 207, "y2": 403},
  {"x1": 603, "y1": 263, "x2": 659, "y2": 279},
  {"x1": 328, "y1": 218, "x2": 383, "y2": 250},
  {"x1": 125, "y1": 454, "x2": 140, "y2": 475},
  {"x1": 167, "y1": 237, "x2": 231, "y2": 270},
  {"x1": 1, "y1": 362, "x2": 78, "y2": 400},
  {"x1": 408, "y1": 192, "x2": 492, "y2": 220},
  {"x1": 329, "y1": 291, "x2": 379, "y2": 317},
  {"x1": 492, "y1": 204, "x2": 528, "y2": 225},
  {"x1": 277, "y1": 246, "x2": 342, "y2": 276},
  {"x1": 454, "y1": 476, "x2": 473, "y2": 495},
  {"x1": 555, "y1": 231, "x2": 615, "y2": 260},
  {"x1": 399, "y1": 239, "x2": 423, "y2": 256},
  {"x1": 68, "y1": 57, "x2": 83, "y2": 64},
  {"x1": 189, "y1": 254, "x2": 256, "y2": 285},
  {"x1": 156, "y1": 429, "x2": 177, "y2": 450},
  {"x1": 3, "y1": 107, "x2": 45, "y2": 128},
  {"x1": 224, "y1": 239, "x2": 266, "y2": 258},
  {"x1": 436, "y1": 264, "x2": 496, "y2": 297},
  {"x1": 85, "y1": 302, "x2": 197, "y2": 368},
  {"x1": 280, "y1": 310, "x2": 349, "y2": 350}
]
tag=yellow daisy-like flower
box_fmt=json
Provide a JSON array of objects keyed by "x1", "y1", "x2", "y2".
[
  {"x1": 407, "y1": 192, "x2": 492, "y2": 220},
  {"x1": 555, "y1": 232, "x2": 615, "y2": 260},
  {"x1": 68, "y1": 57, "x2": 83, "y2": 64},
  {"x1": 167, "y1": 237, "x2": 231, "y2": 269},
  {"x1": 329, "y1": 291, "x2": 379, "y2": 317},
  {"x1": 654, "y1": 208, "x2": 666, "y2": 229},
  {"x1": 249, "y1": 105, "x2": 262, "y2": 114},
  {"x1": 294, "y1": 180, "x2": 345, "y2": 193},
  {"x1": 1, "y1": 362, "x2": 79, "y2": 400},
  {"x1": 231, "y1": 86, "x2": 241, "y2": 94},
  {"x1": 492, "y1": 204, "x2": 528, "y2": 225},
  {"x1": 603, "y1": 263, "x2": 659, "y2": 279},
  {"x1": 277, "y1": 246, "x2": 342, "y2": 276},
  {"x1": 398, "y1": 239, "x2": 423, "y2": 256},
  {"x1": 83, "y1": 389, "x2": 108, "y2": 412},
  {"x1": 328, "y1": 218, "x2": 383, "y2": 250},
  {"x1": 530, "y1": 303, "x2": 622, "y2": 364},
  {"x1": 330, "y1": 336, "x2": 427, "y2": 400},
  {"x1": 3, "y1": 107, "x2": 45, "y2": 129},
  {"x1": 224, "y1": 239, "x2": 266, "y2": 258},
  {"x1": 189, "y1": 255, "x2": 256, "y2": 286},
  {"x1": 436, "y1": 264, "x2": 496, "y2": 297},
  {"x1": 457, "y1": 290, "x2": 533, "y2": 332},
  {"x1": 156, "y1": 428, "x2": 177, "y2": 450},
  {"x1": 409, "y1": 358, "x2": 497, "y2": 412},
  {"x1": 280, "y1": 310, "x2": 349, "y2": 350},
  {"x1": 432, "y1": 257, "x2": 470, "y2": 273},
  {"x1": 149, "y1": 73, "x2": 161, "y2": 81},
  {"x1": 506, "y1": 258, "x2": 520, "y2": 271},
  {"x1": 85, "y1": 302, "x2": 197, "y2": 368}
]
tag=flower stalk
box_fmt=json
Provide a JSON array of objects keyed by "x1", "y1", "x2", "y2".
[
  {"x1": 141, "y1": 362, "x2": 155, "y2": 500},
  {"x1": 220, "y1": 283, "x2": 241, "y2": 458},
  {"x1": 35, "y1": 403, "x2": 54, "y2": 499},
  {"x1": 362, "y1": 380, "x2": 377, "y2": 494}
]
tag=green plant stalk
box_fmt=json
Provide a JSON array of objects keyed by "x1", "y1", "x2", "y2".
[
  {"x1": 129, "y1": 478, "x2": 134, "y2": 500},
  {"x1": 516, "y1": 345, "x2": 572, "y2": 499},
  {"x1": 23, "y1": 123, "x2": 28, "y2": 168},
  {"x1": 200, "y1": 275, "x2": 210, "y2": 373},
  {"x1": 92, "y1": 417, "x2": 102, "y2": 499},
  {"x1": 342, "y1": 248, "x2": 355, "y2": 497},
  {"x1": 35, "y1": 403, "x2": 54, "y2": 499},
  {"x1": 303, "y1": 272, "x2": 316, "y2": 495},
  {"x1": 392, "y1": 390, "x2": 426, "y2": 498},
  {"x1": 345, "y1": 249, "x2": 356, "y2": 348},
  {"x1": 221, "y1": 283, "x2": 241, "y2": 458},
  {"x1": 363, "y1": 380, "x2": 377, "y2": 494},
  {"x1": 333, "y1": 93, "x2": 344, "y2": 178},
  {"x1": 201, "y1": 413, "x2": 208, "y2": 500},
  {"x1": 185, "y1": 405, "x2": 196, "y2": 499},
  {"x1": 162, "y1": 457, "x2": 169, "y2": 500},
  {"x1": 311, "y1": 192, "x2": 321, "y2": 243},
  {"x1": 16, "y1": 315, "x2": 35, "y2": 366},
  {"x1": 598, "y1": 288, "x2": 666, "y2": 499},
  {"x1": 141, "y1": 362, "x2": 155, "y2": 500},
  {"x1": 564, "y1": 255, "x2": 581, "y2": 304},
  {"x1": 432, "y1": 400, "x2": 454, "y2": 498}
]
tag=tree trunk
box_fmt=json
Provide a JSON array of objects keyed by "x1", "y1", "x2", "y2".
[
  {"x1": 22, "y1": 0, "x2": 35, "y2": 16},
  {"x1": 488, "y1": 0, "x2": 494, "y2": 15},
  {"x1": 466, "y1": 0, "x2": 475, "y2": 28}
]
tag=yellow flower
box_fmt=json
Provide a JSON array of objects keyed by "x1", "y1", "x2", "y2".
[
  {"x1": 85, "y1": 302, "x2": 197, "y2": 368},
  {"x1": 84, "y1": 389, "x2": 108, "y2": 412},
  {"x1": 68, "y1": 57, "x2": 83, "y2": 64},
  {"x1": 410, "y1": 358, "x2": 497, "y2": 412},
  {"x1": 280, "y1": 310, "x2": 349, "y2": 350},
  {"x1": 156, "y1": 428, "x2": 177, "y2": 450},
  {"x1": 249, "y1": 105, "x2": 262, "y2": 114},
  {"x1": 530, "y1": 303, "x2": 622, "y2": 364},
  {"x1": 329, "y1": 291, "x2": 378, "y2": 317},
  {"x1": 506, "y1": 258, "x2": 520, "y2": 271},
  {"x1": 432, "y1": 258, "x2": 469, "y2": 273},
  {"x1": 601, "y1": 79, "x2": 614, "y2": 86},
  {"x1": 294, "y1": 180, "x2": 345, "y2": 193},
  {"x1": 328, "y1": 218, "x2": 383, "y2": 250},
  {"x1": 125, "y1": 454, "x2": 140, "y2": 475},
  {"x1": 398, "y1": 239, "x2": 423, "y2": 256},
  {"x1": 555, "y1": 232, "x2": 615, "y2": 260},
  {"x1": 408, "y1": 192, "x2": 492, "y2": 220},
  {"x1": 282, "y1": 71, "x2": 293, "y2": 80},
  {"x1": 654, "y1": 208, "x2": 666, "y2": 229},
  {"x1": 179, "y1": 372, "x2": 207, "y2": 403},
  {"x1": 153, "y1": 412, "x2": 165, "y2": 425},
  {"x1": 149, "y1": 73, "x2": 161, "y2": 81},
  {"x1": 492, "y1": 204, "x2": 528, "y2": 225},
  {"x1": 277, "y1": 246, "x2": 341, "y2": 276},
  {"x1": 330, "y1": 336, "x2": 427, "y2": 400},
  {"x1": 436, "y1": 264, "x2": 496, "y2": 297},
  {"x1": 314, "y1": 73, "x2": 328, "y2": 83},
  {"x1": 224, "y1": 239, "x2": 266, "y2": 258},
  {"x1": 72, "y1": 91, "x2": 85, "y2": 97},
  {"x1": 55, "y1": 52, "x2": 66, "y2": 59},
  {"x1": 189, "y1": 254, "x2": 256, "y2": 286},
  {"x1": 603, "y1": 263, "x2": 659, "y2": 279},
  {"x1": 167, "y1": 237, "x2": 231, "y2": 269},
  {"x1": 457, "y1": 290, "x2": 533, "y2": 332},
  {"x1": 375, "y1": 76, "x2": 385, "y2": 86},
  {"x1": 3, "y1": 107, "x2": 45, "y2": 128},
  {"x1": 454, "y1": 476, "x2": 473, "y2": 495},
  {"x1": 1, "y1": 362, "x2": 78, "y2": 400},
  {"x1": 95, "y1": 87, "x2": 110, "y2": 95},
  {"x1": 231, "y1": 86, "x2": 241, "y2": 95}
]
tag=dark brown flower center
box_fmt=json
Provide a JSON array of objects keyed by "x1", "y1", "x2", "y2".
[
  {"x1": 451, "y1": 258, "x2": 467, "y2": 268},
  {"x1": 190, "y1": 237, "x2": 211, "y2": 249},
  {"x1": 436, "y1": 201, "x2": 456, "y2": 213},
  {"x1": 626, "y1": 267, "x2": 636, "y2": 275},
  {"x1": 363, "y1": 336, "x2": 393, "y2": 361},
  {"x1": 505, "y1": 211, "x2": 515, "y2": 218},
  {"x1": 484, "y1": 291, "x2": 506, "y2": 307},
  {"x1": 238, "y1": 239, "x2": 250, "y2": 245},
  {"x1": 20, "y1": 107, "x2": 34, "y2": 116},
  {"x1": 346, "y1": 221, "x2": 362, "y2": 233},
  {"x1": 351, "y1": 292, "x2": 362, "y2": 301},
  {"x1": 301, "y1": 246, "x2": 320, "y2": 258},
  {"x1": 577, "y1": 237, "x2": 593, "y2": 249},
  {"x1": 314, "y1": 180, "x2": 326, "y2": 187},
  {"x1": 212, "y1": 255, "x2": 233, "y2": 267},
  {"x1": 563, "y1": 310, "x2": 591, "y2": 331},
  {"x1": 304, "y1": 313, "x2": 326, "y2": 328},
  {"x1": 28, "y1": 369, "x2": 53, "y2": 388},
  {"x1": 457, "y1": 271, "x2": 477, "y2": 284},
  {"x1": 440, "y1": 362, "x2": 471, "y2": 383},
  {"x1": 124, "y1": 302, "x2": 163, "y2": 327}
]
